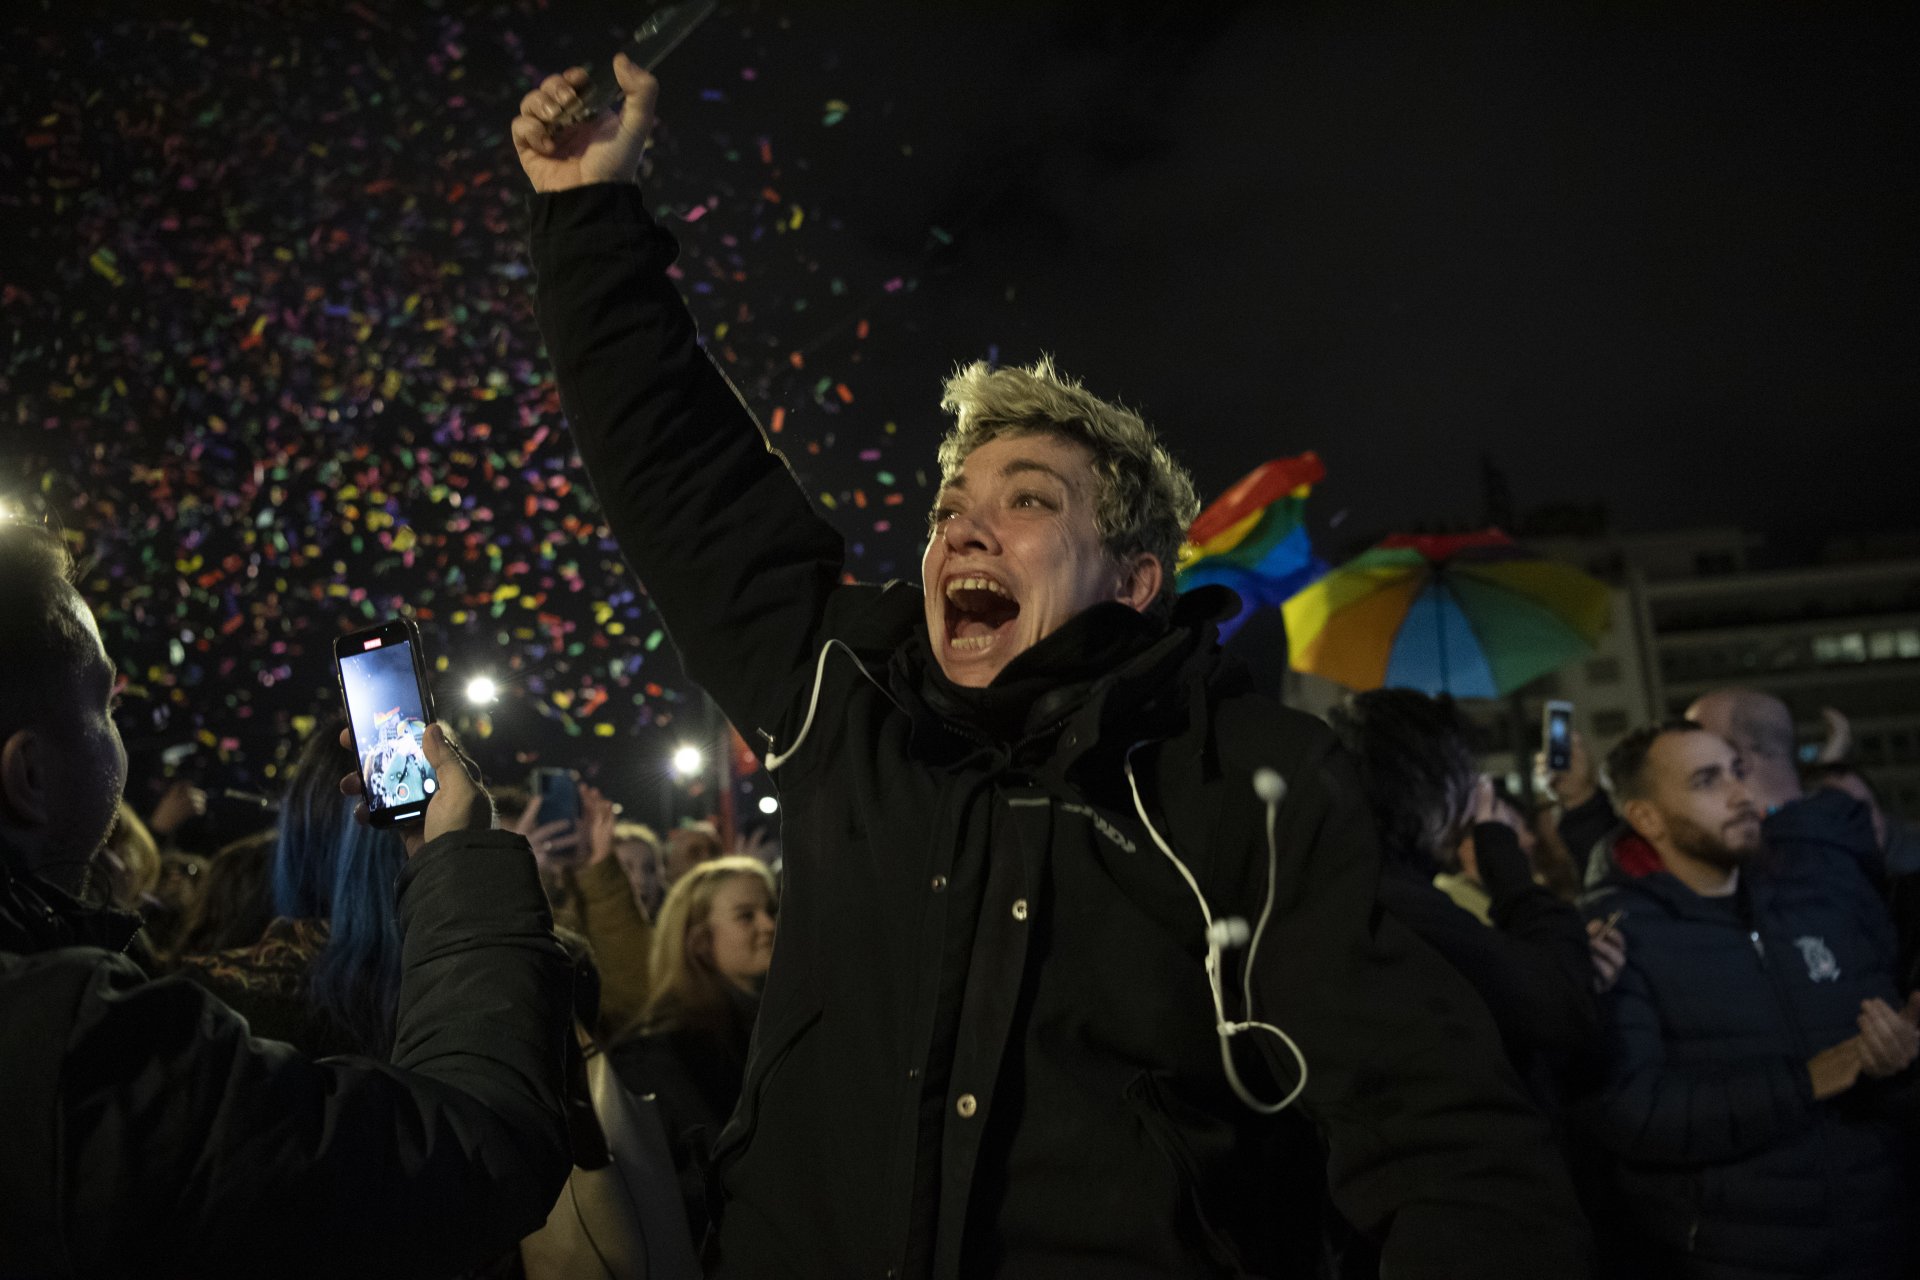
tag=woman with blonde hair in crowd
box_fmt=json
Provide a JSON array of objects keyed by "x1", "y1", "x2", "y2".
[{"x1": 610, "y1": 855, "x2": 776, "y2": 1241}]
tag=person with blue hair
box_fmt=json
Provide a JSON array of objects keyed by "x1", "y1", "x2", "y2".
[{"x1": 178, "y1": 723, "x2": 409, "y2": 1056}]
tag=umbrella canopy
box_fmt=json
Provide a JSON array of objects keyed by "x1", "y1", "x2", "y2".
[
  {"x1": 1175, "y1": 453, "x2": 1327, "y2": 640},
  {"x1": 1281, "y1": 529, "x2": 1612, "y2": 697}
]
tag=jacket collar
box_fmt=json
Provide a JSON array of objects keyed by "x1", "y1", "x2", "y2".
[
  {"x1": 0, "y1": 835, "x2": 143, "y2": 957},
  {"x1": 887, "y1": 586, "x2": 1235, "y2": 763},
  {"x1": 1594, "y1": 843, "x2": 1767, "y2": 924}
]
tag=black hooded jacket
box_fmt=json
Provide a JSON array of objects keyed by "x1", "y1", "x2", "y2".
[
  {"x1": 0, "y1": 829, "x2": 574, "y2": 1278},
  {"x1": 530, "y1": 181, "x2": 1593, "y2": 1279}
]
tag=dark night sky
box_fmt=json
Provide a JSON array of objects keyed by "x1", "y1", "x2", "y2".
[
  {"x1": 672, "y1": 0, "x2": 1920, "y2": 548},
  {"x1": 6, "y1": 0, "x2": 1916, "y2": 813}
]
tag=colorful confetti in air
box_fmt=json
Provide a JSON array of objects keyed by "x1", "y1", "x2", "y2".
[{"x1": 1, "y1": 4, "x2": 940, "y2": 800}]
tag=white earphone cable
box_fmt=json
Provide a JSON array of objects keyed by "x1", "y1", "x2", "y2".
[
  {"x1": 763, "y1": 639, "x2": 876, "y2": 773},
  {"x1": 1124, "y1": 744, "x2": 1309, "y2": 1115}
]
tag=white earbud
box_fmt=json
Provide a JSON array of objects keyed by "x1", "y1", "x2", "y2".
[
  {"x1": 1208, "y1": 917, "x2": 1251, "y2": 949},
  {"x1": 1253, "y1": 767, "x2": 1286, "y2": 806}
]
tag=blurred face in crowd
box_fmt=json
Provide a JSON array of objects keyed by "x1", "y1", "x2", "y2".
[
  {"x1": 614, "y1": 834, "x2": 664, "y2": 911},
  {"x1": 1627, "y1": 731, "x2": 1763, "y2": 872},
  {"x1": 155, "y1": 853, "x2": 210, "y2": 913},
  {"x1": 923, "y1": 432, "x2": 1161, "y2": 689},
  {"x1": 0, "y1": 586, "x2": 128, "y2": 892},
  {"x1": 698, "y1": 873, "x2": 777, "y2": 991},
  {"x1": 663, "y1": 828, "x2": 721, "y2": 886}
]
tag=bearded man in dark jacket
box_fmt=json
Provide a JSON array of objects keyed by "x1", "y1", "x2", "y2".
[
  {"x1": 0, "y1": 520, "x2": 576, "y2": 1277},
  {"x1": 1578, "y1": 721, "x2": 1919, "y2": 1279},
  {"x1": 513, "y1": 57, "x2": 1592, "y2": 1279}
]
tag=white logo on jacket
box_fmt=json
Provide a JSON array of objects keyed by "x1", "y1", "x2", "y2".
[
  {"x1": 1060, "y1": 803, "x2": 1138, "y2": 855},
  {"x1": 1794, "y1": 935, "x2": 1841, "y2": 982}
]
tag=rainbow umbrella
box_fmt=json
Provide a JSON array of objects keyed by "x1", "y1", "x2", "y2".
[
  {"x1": 1281, "y1": 529, "x2": 1611, "y2": 697},
  {"x1": 1176, "y1": 453, "x2": 1328, "y2": 639}
]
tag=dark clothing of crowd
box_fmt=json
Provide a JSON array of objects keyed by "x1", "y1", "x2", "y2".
[
  {"x1": 0, "y1": 830, "x2": 575, "y2": 1276},
  {"x1": 1561, "y1": 785, "x2": 1920, "y2": 1279},
  {"x1": 610, "y1": 986, "x2": 760, "y2": 1243},
  {"x1": 1580, "y1": 827, "x2": 1917, "y2": 1278},
  {"x1": 1376, "y1": 821, "x2": 1598, "y2": 1118}
]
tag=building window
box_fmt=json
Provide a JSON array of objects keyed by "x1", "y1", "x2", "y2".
[
  {"x1": 1899, "y1": 629, "x2": 1920, "y2": 660},
  {"x1": 1813, "y1": 632, "x2": 1867, "y2": 664},
  {"x1": 1585, "y1": 657, "x2": 1622, "y2": 685},
  {"x1": 1869, "y1": 631, "x2": 1897, "y2": 661},
  {"x1": 1591, "y1": 709, "x2": 1631, "y2": 740}
]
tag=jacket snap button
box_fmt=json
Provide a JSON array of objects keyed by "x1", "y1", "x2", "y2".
[
  {"x1": 931, "y1": 875, "x2": 948, "y2": 892},
  {"x1": 1011, "y1": 898, "x2": 1029, "y2": 922},
  {"x1": 955, "y1": 1093, "x2": 978, "y2": 1118}
]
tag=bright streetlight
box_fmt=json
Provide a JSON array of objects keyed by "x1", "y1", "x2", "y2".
[
  {"x1": 465, "y1": 676, "x2": 499, "y2": 705},
  {"x1": 757, "y1": 795, "x2": 779, "y2": 815},
  {"x1": 671, "y1": 744, "x2": 705, "y2": 778}
]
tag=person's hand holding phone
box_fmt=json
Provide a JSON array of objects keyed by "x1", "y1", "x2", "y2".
[
  {"x1": 511, "y1": 55, "x2": 659, "y2": 193},
  {"x1": 1535, "y1": 728, "x2": 1598, "y2": 811},
  {"x1": 508, "y1": 795, "x2": 586, "y2": 871},
  {"x1": 337, "y1": 724, "x2": 492, "y2": 858}
]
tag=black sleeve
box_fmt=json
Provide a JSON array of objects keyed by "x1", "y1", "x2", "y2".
[
  {"x1": 1248, "y1": 746, "x2": 1594, "y2": 1278},
  {"x1": 1475, "y1": 823, "x2": 1603, "y2": 1053},
  {"x1": 1556, "y1": 791, "x2": 1619, "y2": 889},
  {"x1": 25, "y1": 830, "x2": 574, "y2": 1277},
  {"x1": 530, "y1": 183, "x2": 847, "y2": 749}
]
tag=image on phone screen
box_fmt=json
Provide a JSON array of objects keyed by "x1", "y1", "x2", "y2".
[{"x1": 338, "y1": 638, "x2": 439, "y2": 816}]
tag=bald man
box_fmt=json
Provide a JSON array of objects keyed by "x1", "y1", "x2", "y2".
[
  {"x1": 1685, "y1": 688, "x2": 1803, "y2": 814},
  {"x1": 1685, "y1": 688, "x2": 1890, "y2": 893}
]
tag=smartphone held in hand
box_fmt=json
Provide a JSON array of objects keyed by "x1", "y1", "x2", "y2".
[
  {"x1": 335, "y1": 618, "x2": 440, "y2": 828},
  {"x1": 1543, "y1": 699, "x2": 1574, "y2": 773},
  {"x1": 529, "y1": 766, "x2": 583, "y2": 833}
]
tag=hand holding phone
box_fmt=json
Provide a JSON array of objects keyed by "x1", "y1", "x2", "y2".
[
  {"x1": 544, "y1": 0, "x2": 719, "y2": 133},
  {"x1": 336, "y1": 722, "x2": 491, "y2": 859}
]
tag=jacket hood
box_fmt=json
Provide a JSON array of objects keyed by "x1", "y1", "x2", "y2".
[
  {"x1": 1764, "y1": 786, "x2": 1877, "y2": 857},
  {"x1": 1605, "y1": 827, "x2": 1663, "y2": 880}
]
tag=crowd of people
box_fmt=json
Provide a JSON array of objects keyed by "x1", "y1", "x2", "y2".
[{"x1": 2, "y1": 51, "x2": 1916, "y2": 1280}]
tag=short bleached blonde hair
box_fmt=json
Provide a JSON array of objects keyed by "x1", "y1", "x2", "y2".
[{"x1": 935, "y1": 357, "x2": 1200, "y2": 608}]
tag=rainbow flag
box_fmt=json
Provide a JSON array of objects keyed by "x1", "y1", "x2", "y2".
[{"x1": 1175, "y1": 453, "x2": 1327, "y2": 639}]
